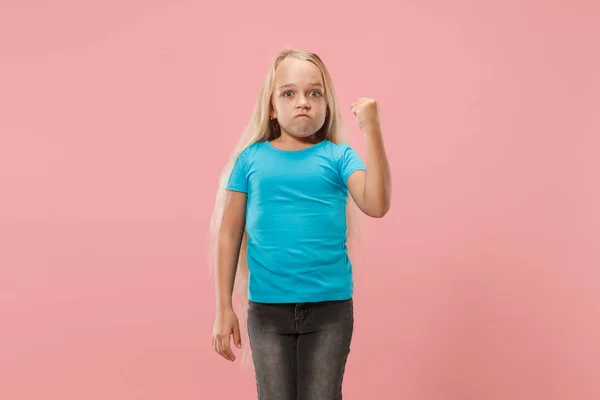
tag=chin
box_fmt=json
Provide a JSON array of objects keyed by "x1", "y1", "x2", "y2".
[
  {"x1": 281, "y1": 126, "x2": 316, "y2": 138},
  {"x1": 286, "y1": 123, "x2": 326, "y2": 139}
]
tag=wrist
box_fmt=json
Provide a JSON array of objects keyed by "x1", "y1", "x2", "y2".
[
  {"x1": 216, "y1": 299, "x2": 233, "y2": 312},
  {"x1": 362, "y1": 124, "x2": 382, "y2": 136}
]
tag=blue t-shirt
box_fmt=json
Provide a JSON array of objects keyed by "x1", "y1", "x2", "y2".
[{"x1": 226, "y1": 139, "x2": 366, "y2": 303}]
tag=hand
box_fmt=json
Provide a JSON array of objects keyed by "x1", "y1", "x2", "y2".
[
  {"x1": 212, "y1": 307, "x2": 242, "y2": 362},
  {"x1": 351, "y1": 97, "x2": 381, "y2": 134}
]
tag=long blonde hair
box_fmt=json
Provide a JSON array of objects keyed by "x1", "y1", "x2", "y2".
[{"x1": 209, "y1": 48, "x2": 361, "y2": 369}]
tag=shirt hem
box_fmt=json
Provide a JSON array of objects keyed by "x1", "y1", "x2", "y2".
[
  {"x1": 226, "y1": 186, "x2": 248, "y2": 193},
  {"x1": 248, "y1": 290, "x2": 353, "y2": 304},
  {"x1": 344, "y1": 167, "x2": 367, "y2": 185}
]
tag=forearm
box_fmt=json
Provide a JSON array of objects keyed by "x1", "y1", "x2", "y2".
[
  {"x1": 214, "y1": 233, "x2": 243, "y2": 311},
  {"x1": 363, "y1": 127, "x2": 392, "y2": 217}
]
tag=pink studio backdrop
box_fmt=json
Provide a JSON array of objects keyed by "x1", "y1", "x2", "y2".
[{"x1": 1, "y1": 1, "x2": 599, "y2": 399}]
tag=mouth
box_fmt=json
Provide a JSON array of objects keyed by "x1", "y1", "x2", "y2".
[{"x1": 296, "y1": 114, "x2": 309, "y2": 118}]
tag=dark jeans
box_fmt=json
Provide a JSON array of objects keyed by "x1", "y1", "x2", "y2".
[{"x1": 248, "y1": 298, "x2": 354, "y2": 400}]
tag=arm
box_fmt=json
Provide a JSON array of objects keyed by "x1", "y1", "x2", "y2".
[
  {"x1": 215, "y1": 190, "x2": 247, "y2": 311},
  {"x1": 212, "y1": 189, "x2": 247, "y2": 362},
  {"x1": 347, "y1": 126, "x2": 392, "y2": 218}
]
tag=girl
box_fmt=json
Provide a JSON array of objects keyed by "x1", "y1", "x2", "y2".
[{"x1": 210, "y1": 48, "x2": 391, "y2": 399}]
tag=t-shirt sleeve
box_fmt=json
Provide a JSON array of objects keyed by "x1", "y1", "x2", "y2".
[
  {"x1": 338, "y1": 143, "x2": 366, "y2": 185},
  {"x1": 226, "y1": 150, "x2": 248, "y2": 193}
]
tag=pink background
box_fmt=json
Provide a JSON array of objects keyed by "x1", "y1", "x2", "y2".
[{"x1": 1, "y1": 1, "x2": 599, "y2": 399}]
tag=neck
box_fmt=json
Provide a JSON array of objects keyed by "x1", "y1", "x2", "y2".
[{"x1": 272, "y1": 132, "x2": 321, "y2": 150}]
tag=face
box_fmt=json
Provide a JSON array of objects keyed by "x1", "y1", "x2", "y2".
[{"x1": 270, "y1": 58, "x2": 328, "y2": 139}]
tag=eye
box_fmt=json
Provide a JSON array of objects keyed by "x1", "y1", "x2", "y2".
[{"x1": 282, "y1": 89, "x2": 322, "y2": 97}]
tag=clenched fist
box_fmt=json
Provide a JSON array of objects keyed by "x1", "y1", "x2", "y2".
[{"x1": 351, "y1": 97, "x2": 381, "y2": 134}]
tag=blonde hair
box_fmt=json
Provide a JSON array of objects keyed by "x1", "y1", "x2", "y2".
[{"x1": 209, "y1": 47, "x2": 361, "y2": 369}]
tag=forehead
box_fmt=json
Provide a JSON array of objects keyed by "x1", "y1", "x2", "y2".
[{"x1": 274, "y1": 58, "x2": 324, "y2": 87}]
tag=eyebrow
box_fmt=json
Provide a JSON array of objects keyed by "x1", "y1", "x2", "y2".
[{"x1": 278, "y1": 82, "x2": 324, "y2": 90}]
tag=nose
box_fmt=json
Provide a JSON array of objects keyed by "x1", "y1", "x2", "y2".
[{"x1": 296, "y1": 94, "x2": 310, "y2": 109}]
